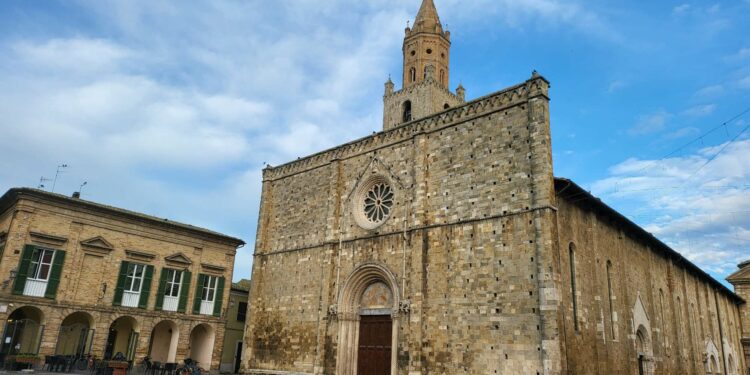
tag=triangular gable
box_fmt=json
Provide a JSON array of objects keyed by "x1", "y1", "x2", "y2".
[
  {"x1": 727, "y1": 262, "x2": 750, "y2": 283},
  {"x1": 80, "y1": 236, "x2": 114, "y2": 251},
  {"x1": 632, "y1": 292, "x2": 651, "y2": 335},
  {"x1": 345, "y1": 156, "x2": 407, "y2": 203},
  {"x1": 165, "y1": 252, "x2": 192, "y2": 265}
]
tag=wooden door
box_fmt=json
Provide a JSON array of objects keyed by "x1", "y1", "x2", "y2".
[{"x1": 357, "y1": 315, "x2": 392, "y2": 375}]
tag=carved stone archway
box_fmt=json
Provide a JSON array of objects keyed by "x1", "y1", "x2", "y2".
[{"x1": 334, "y1": 262, "x2": 401, "y2": 375}]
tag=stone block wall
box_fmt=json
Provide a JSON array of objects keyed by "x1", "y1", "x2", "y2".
[
  {"x1": 244, "y1": 75, "x2": 562, "y2": 374},
  {"x1": 383, "y1": 78, "x2": 463, "y2": 131},
  {"x1": 556, "y1": 195, "x2": 746, "y2": 375}
]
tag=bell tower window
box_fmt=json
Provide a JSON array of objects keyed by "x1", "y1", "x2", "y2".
[
  {"x1": 403, "y1": 101, "x2": 412, "y2": 123},
  {"x1": 409, "y1": 67, "x2": 416, "y2": 83},
  {"x1": 440, "y1": 69, "x2": 445, "y2": 85}
]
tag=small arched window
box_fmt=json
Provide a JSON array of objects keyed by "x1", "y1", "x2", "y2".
[
  {"x1": 569, "y1": 243, "x2": 579, "y2": 332},
  {"x1": 440, "y1": 69, "x2": 445, "y2": 85},
  {"x1": 606, "y1": 260, "x2": 616, "y2": 339},
  {"x1": 443, "y1": 103, "x2": 450, "y2": 110},
  {"x1": 409, "y1": 67, "x2": 416, "y2": 83},
  {"x1": 658, "y1": 289, "x2": 667, "y2": 351},
  {"x1": 402, "y1": 100, "x2": 412, "y2": 123},
  {"x1": 424, "y1": 66, "x2": 429, "y2": 80}
]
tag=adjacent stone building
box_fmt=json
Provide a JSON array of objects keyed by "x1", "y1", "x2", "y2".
[
  {"x1": 0, "y1": 188, "x2": 244, "y2": 371},
  {"x1": 242, "y1": 0, "x2": 748, "y2": 374},
  {"x1": 728, "y1": 263, "x2": 750, "y2": 375}
]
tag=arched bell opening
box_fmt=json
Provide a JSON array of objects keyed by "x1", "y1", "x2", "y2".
[
  {"x1": 1, "y1": 306, "x2": 45, "y2": 355},
  {"x1": 55, "y1": 312, "x2": 94, "y2": 357}
]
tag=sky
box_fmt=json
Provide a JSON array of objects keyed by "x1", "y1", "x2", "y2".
[{"x1": 0, "y1": 0, "x2": 748, "y2": 285}]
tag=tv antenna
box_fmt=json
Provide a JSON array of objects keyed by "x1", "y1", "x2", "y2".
[
  {"x1": 37, "y1": 176, "x2": 51, "y2": 190},
  {"x1": 51, "y1": 164, "x2": 68, "y2": 193}
]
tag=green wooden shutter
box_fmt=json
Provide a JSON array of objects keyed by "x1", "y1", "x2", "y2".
[
  {"x1": 12, "y1": 245, "x2": 36, "y2": 295},
  {"x1": 44, "y1": 250, "x2": 66, "y2": 299},
  {"x1": 213, "y1": 276, "x2": 225, "y2": 317},
  {"x1": 154, "y1": 268, "x2": 168, "y2": 311},
  {"x1": 138, "y1": 265, "x2": 154, "y2": 309},
  {"x1": 193, "y1": 274, "x2": 206, "y2": 314},
  {"x1": 178, "y1": 270, "x2": 192, "y2": 313},
  {"x1": 113, "y1": 261, "x2": 130, "y2": 306}
]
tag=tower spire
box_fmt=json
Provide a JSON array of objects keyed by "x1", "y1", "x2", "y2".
[
  {"x1": 382, "y1": 0, "x2": 464, "y2": 131},
  {"x1": 412, "y1": 0, "x2": 443, "y2": 34}
]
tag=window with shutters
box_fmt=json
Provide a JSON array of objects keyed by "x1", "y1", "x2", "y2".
[
  {"x1": 24, "y1": 248, "x2": 55, "y2": 297},
  {"x1": 123, "y1": 264, "x2": 145, "y2": 308},
  {"x1": 163, "y1": 269, "x2": 183, "y2": 312},
  {"x1": 237, "y1": 301, "x2": 248, "y2": 322},
  {"x1": 199, "y1": 276, "x2": 218, "y2": 315}
]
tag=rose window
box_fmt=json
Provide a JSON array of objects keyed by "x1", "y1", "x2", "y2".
[
  {"x1": 353, "y1": 175, "x2": 395, "y2": 230},
  {"x1": 363, "y1": 183, "x2": 394, "y2": 223}
]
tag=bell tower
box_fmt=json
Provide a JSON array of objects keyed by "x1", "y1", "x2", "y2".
[
  {"x1": 402, "y1": 0, "x2": 451, "y2": 88},
  {"x1": 382, "y1": 0, "x2": 465, "y2": 131}
]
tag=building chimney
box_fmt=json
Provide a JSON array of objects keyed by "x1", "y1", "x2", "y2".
[{"x1": 72, "y1": 191, "x2": 81, "y2": 199}]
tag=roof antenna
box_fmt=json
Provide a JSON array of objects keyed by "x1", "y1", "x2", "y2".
[
  {"x1": 51, "y1": 164, "x2": 68, "y2": 193},
  {"x1": 38, "y1": 176, "x2": 51, "y2": 190}
]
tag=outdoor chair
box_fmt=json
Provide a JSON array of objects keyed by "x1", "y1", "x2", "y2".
[
  {"x1": 162, "y1": 362, "x2": 177, "y2": 375},
  {"x1": 149, "y1": 361, "x2": 163, "y2": 375},
  {"x1": 43, "y1": 356, "x2": 54, "y2": 371}
]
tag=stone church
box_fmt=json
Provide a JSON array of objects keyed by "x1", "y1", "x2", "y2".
[{"x1": 243, "y1": 1, "x2": 749, "y2": 374}]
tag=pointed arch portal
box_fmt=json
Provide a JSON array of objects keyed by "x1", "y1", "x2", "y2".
[{"x1": 335, "y1": 263, "x2": 400, "y2": 375}]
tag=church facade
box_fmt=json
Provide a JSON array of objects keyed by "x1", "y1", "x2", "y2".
[{"x1": 243, "y1": 1, "x2": 748, "y2": 374}]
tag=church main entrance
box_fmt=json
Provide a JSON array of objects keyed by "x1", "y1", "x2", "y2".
[
  {"x1": 336, "y1": 263, "x2": 400, "y2": 375},
  {"x1": 356, "y1": 315, "x2": 392, "y2": 375}
]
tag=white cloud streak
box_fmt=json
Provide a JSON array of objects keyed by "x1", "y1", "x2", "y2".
[{"x1": 592, "y1": 139, "x2": 750, "y2": 274}]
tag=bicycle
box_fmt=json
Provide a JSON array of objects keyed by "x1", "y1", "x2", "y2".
[
  {"x1": 74, "y1": 354, "x2": 93, "y2": 371},
  {"x1": 175, "y1": 358, "x2": 202, "y2": 375}
]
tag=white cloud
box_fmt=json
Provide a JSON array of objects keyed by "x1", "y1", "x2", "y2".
[
  {"x1": 665, "y1": 127, "x2": 701, "y2": 139},
  {"x1": 673, "y1": 4, "x2": 691, "y2": 15},
  {"x1": 0, "y1": 0, "x2": 414, "y2": 281},
  {"x1": 437, "y1": 0, "x2": 620, "y2": 41},
  {"x1": 592, "y1": 139, "x2": 750, "y2": 274},
  {"x1": 726, "y1": 47, "x2": 750, "y2": 62},
  {"x1": 682, "y1": 104, "x2": 716, "y2": 117},
  {"x1": 607, "y1": 80, "x2": 627, "y2": 93},
  {"x1": 694, "y1": 84, "x2": 725, "y2": 98},
  {"x1": 629, "y1": 110, "x2": 672, "y2": 135}
]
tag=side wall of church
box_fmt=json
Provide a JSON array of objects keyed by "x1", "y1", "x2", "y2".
[
  {"x1": 557, "y1": 197, "x2": 746, "y2": 375},
  {"x1": 244, "y1": 75, "x2": 565, "y2": 374}
]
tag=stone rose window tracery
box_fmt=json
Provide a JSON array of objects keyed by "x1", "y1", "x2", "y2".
[
  {"x1": 364, "y1": 183, "x2": 393, "y2": 223},
  {"x1": 353, "y1": 175, "x2": 395, "y2": 230}
]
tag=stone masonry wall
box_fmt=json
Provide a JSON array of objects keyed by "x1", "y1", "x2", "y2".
[
  {"x1": 244, "y1": 74, "x2": 562, "y2": 374},
  {"x1": 557, "y1": 196, "x2": 746, "y2": 375},
  {"x1": 0, "y1": 196, "x2": 240, "y2": 371},
  {"x1": 383, "y1": 77, "x2": 463, "y2": 131}
]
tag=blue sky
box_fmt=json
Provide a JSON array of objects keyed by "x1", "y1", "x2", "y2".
[{"x1": 0, "y1": 0, "x2": 748, "y2": 284}]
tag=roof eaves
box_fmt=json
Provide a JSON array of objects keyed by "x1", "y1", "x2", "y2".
[{"x1": 554, "y1": 177, "x2": 744, "y2": 305}]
